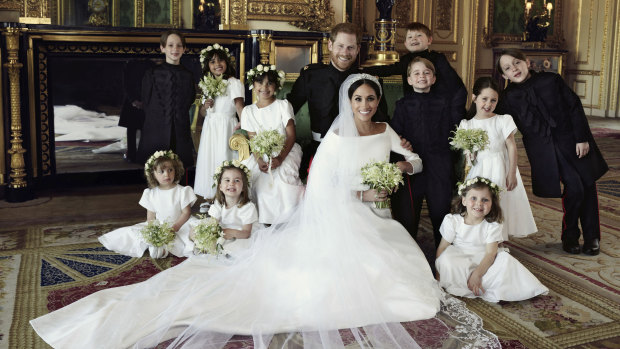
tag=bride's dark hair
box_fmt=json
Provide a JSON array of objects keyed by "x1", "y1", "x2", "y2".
[{"x1": 347, "y1": 78, "x2": 382, "y2": 99}]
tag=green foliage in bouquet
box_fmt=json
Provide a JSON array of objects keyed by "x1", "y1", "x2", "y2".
[
  {"x1": 249, "y1": 129, "x2": 285, "y2": 159},
  {"x1": 361, "y1": 160, "x2": 404, "y2": 209},
  {"x1": 449, "y1": 128, "x2": 490, "y2": 153},
  {"x1": 199, "y1": 74, "x2": 228, "y2": 100},
  {"x1": 140, "y1": 220, "x2": 176, "y2": 247},
  {"x1": 193, "y1": 216, "x2": 224, "y2": 255}
]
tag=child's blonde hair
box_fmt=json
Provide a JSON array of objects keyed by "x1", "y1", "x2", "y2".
[
  {"x1": 451, "y1": 177, "x2": 503, "y2": 223},
  {"x1": 213, "y1": 162, "x2": 251, "y2": 207},
  {"x1": 144, "y1": 150, "x2": 185, "y2": 188},
  {"x1": 407, "y1": 56, "x2": 436, "y2": 77}
]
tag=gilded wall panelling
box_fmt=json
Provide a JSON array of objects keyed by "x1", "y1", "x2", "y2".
[
  {"x1": 18, "y1": 0, "x2": 52, "y2": 23},
  {"x1": 610, "y1": 0, "x2": 620, "y2": 113},
  {"x1": 432, "y1": 0, "x2": 458, "y2": 45},
  {"x1": 572, "y1": 79, "x2": 588, "y2": 99},
  {"x1": 135, "y1": 0, "x2": 180, "y2": 28},
  {"x1": 26, "y1": 36, "x2": 38, "y2": 178},
  {"x1": 0, "y1": 34, "x2": 4, "y2": 185},
  {"x1": 573, "y1": 0, "x2": 592, "y2": 65},
  {"x1": 463, "y1": 0, "x2": 479, "y2": 93},
  {"x1": 485, "y1": 0, "x2": 564, "y2": 48}
]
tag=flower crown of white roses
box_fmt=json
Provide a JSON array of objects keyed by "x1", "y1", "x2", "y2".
[
  {"x1": 212, "y1": 160, "x2": 252, "y2": 188},
  {"x1": 200, "y1": 43, "x2": 231, "y2": 66},
  {"x1": 457, "y1": 176, "x2": 501, "y2": 197},
  {"x1": 145, "y1": 150, "x2": 179, "y2": 175},
  {"x1": 246, "y1": 64, "x2": 286, "y2": 91}
]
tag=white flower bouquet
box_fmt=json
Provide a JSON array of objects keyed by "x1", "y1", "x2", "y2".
[
  {"x1": 140, "y1": 220, "x2": 176, "y2": 247},
  {"x1": 449, "y1": 128, "x2": 489, "y2": 161},
  {"x1": 198, "y1": 74, "x2": 228, "y2": 103},
  {"x1": 449, "y1": 128, "x2": 489, "y2": 178},
  {"x1": 249, "y1": 129, "x2": 285, "y2": 161},
  {"x1": 192, "y1": 216, "x2": 224, "y2": 255},
  {"x1": 360, "y1": 160, "x2": 404, "y2": 209}
]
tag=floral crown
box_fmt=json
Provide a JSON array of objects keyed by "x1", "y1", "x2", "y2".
[
  {"x1": 212, "y1": 160, "x2": 252, "y2": 188},
  {"x1": 246, "y1": 64, "x2": 286, "y2": 91},
  {"x1": 457, "y1": 176, "x2": 501, "y2": 197},
  {"x1": 200, "y1": 43, "x2": 231, "y2": 68},
  {"x1": 145, "y1": 150, "x2": 179, "y2": 175}
]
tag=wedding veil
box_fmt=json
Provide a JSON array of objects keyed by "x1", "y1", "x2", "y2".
[{"x1": 85, "y1": 74, "x2": 500, "y2": 348}]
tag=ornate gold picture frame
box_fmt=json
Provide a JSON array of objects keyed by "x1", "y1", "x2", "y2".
[{"x1": 485, "y1": 0, "x2": 564, "y2": 47}]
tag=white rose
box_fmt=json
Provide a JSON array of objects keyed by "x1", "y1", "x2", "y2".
[
  {"x1": 256, "y1": 64, "x2": 264, "y2": 71},
  {"x1": 263, "y1": 66, "x2": 269, "y2": 72},
  {"x1": 278, "y1": 71, "x2": 285, "y2": 77},
  {"x1": 207, "y1": 45, "x2": 213, "y2": 51},
  {"x1": 270, "y1": 65, "x2": 276, "y2": 70}
]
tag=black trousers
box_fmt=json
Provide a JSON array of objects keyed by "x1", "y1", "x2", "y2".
[
  {"x1": 557, "y1": 151, "x2": 601, "y2": 243},
  {"x1": 125, "y1": 127, "x2": 140, "y2": 162},
  {"x1": 392, "y1": 171, "x2": 452, "y2": 247}
]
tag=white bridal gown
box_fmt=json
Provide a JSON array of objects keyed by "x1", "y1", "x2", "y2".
[{"x1": 31, "y1": 123, "x2": 498, "y2": 349}]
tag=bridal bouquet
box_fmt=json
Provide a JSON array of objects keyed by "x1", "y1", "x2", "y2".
[
  {"x1": 198, "y1": 74, "x2": 228, "y2": 103},
  {"x1": 192, "y1": 216, "x2": 224, "y2": 256},
  {"x1": 140, "y1": 220, "x2": 176, "y2": 247},
  {"x1": 360, "y1": 160, "x2": 404, "y2": 209}
]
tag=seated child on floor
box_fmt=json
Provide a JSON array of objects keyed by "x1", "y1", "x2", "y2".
[
  {"x1": 435, "y1": 177, "x2": 548, "y2": 302},
  {"x1": 99, "y1": 150, "x2": 197, "y2": 258},
  {"x1": 192, "y1": 160, "x2": 260, "y2": 256}
]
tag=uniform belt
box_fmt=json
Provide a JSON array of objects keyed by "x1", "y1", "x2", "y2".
[{"x1": 312, "y1": 131, "x2": 324, "y2": 142}]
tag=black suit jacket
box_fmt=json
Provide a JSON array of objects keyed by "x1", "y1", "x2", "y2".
[{"x1": 497, "y1": 71, "x2": 608, "y2": 197}]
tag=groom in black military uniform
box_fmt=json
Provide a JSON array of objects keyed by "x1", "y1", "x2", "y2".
[{"x1": 287, "y1": 23, "x2": 389, "y2": 178}]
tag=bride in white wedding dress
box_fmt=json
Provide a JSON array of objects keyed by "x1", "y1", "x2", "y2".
[{"x1": 30, "y1": 74, "x2": 499, "y2": 348}]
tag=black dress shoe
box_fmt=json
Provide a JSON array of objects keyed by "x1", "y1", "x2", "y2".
[
  {"x1": 562, "y1": 240, "x2": 580, "y2": 254},
  {"x1": 582, "y1": 239, "x2": 600, "y2": 256}
]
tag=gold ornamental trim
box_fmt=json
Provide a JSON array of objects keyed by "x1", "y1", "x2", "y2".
[
  {"x1": 484, "y1": 0, "x2": 565, "y2": 48},
  {"x1": 3, "y1": 27, "x2": 28, "y2": 189}
]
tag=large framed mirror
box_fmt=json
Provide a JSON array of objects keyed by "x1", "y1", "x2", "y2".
[{"x1": 485, "y1": 0, "x2": 564, "y2": 47}]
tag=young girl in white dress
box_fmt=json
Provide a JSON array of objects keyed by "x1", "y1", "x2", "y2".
[
  {"x1": 241, "y1": 65, "x2": 304, "y2": 224},
  {"x1": 99, "y1": 150, "x2": 197, "y2": 258},
  {"x1": 194, "y1": 160, "x2": 260, "y2": 255},
  {"x1": 457, "y1": 77, "x2": 537, "y2": 240},
  {"x1": 194, "y1": 44, "x2": 245, "y2": 207},
  {"x1": 436, "y1": 177, "x2": 548, "y2": 302}
]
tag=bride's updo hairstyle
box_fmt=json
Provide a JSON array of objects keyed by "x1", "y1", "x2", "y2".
[{"x1": 347, "y1": 77, "x2": 382, "y2": 99}]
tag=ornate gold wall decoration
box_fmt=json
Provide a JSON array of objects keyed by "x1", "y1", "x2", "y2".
[
  {"x1": 321, "y1": 36, "x2": 330, "y2": 65},
  {"x1": 88, "y1": 0, "x2": 109, "y2": 26},
  {"x1": 436, "y1": 0, "x2": 452, "y2": 31},
  {"x1": 286, "y1": 0, "x2": 334, "y2": 31},
  {"x1": 393, "y1": 0, "x2": 410, "y2": 27},
  {"x1": 485, "y1": 0, "x2": 565, "y2": 48},
  {"x1": 229, "y1": 0, "x2": 248, "y2": 28},
  {"x1": 2, "y1": 27, "x2": 28, "y2": 189},
  {"x1": 16, "y1": 0, "x2": 51, "y2": 23},
  {"x1": 258, "y1": 33, "x2": 272, "y2": 65}
]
